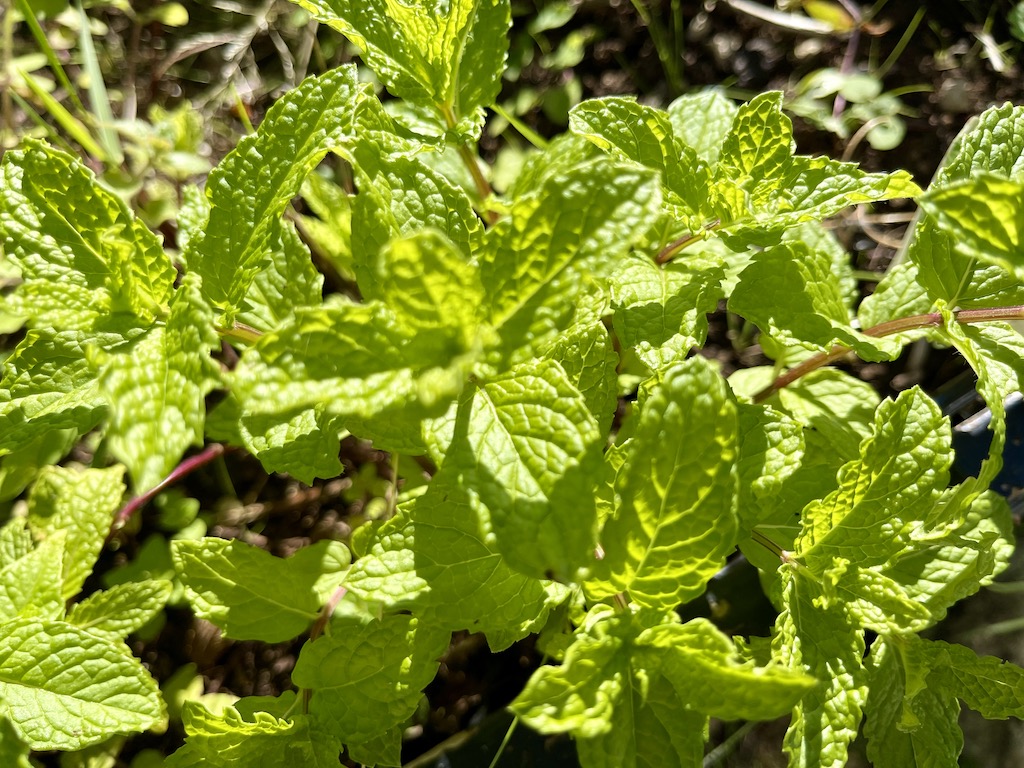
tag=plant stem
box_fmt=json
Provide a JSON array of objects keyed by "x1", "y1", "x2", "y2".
[
  {"x1": 656, "y1": 218, "x2": 721, "y2": 264},
  {"x1": 440, "y1": 102, "x2": 498, "y2": 225},
  {"x1": 110, "y1": 443, "x2": 227, "y2": 534},
  {"x1": 487, "y1": 716, "x2": 519, "y2": 768},
  {"x1": 219, "y1": 321, "x2": 262, "y2": 345},
  {"x1": 749, "y1": 528, "x2": 783, "y2": 560},
  {"x1": 310, "y1": 585, "x2": 348, "y2": 643},
  {"x1": 751, "y1": 304, "x2": 1024, "y2": 403}
]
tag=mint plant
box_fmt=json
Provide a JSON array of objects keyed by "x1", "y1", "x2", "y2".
[{"x1": 1, "y1": 1, "x2": 1024, "y2": 766}]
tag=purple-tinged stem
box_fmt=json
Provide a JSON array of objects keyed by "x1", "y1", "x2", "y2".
[{"x1": 110, "y1": 443, "x2": 227, "y2": 535}]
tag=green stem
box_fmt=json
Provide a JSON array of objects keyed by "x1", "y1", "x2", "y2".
[
  {"x1": 487, "y1": 716, "x2": 519, "y2": 768},
  {"x1": 218, "y1": 321, "x2": 262, "y2": 345},
  {"x1": 491, "y1": 102, "x2": 548, "y2": 150},
  {"x1": 749, "y1": 528, "x2": 783, "y2": 560},
  {"x1": 655, "y1": 218, "x2": 721, "y2": 264},
  {"x1": 440, "y1": 102, "x2": 497, "y2": 225},
  {"x1": 751, "y1": 304, "x2": 1024, "y2": 404}
]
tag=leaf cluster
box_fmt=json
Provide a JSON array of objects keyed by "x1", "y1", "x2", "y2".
[{"x1": 2, "y1": 1, "x2": 1024, "y2": 766}]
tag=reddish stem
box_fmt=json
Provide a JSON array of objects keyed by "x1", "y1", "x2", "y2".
[
  {"x1": 110, "y1": 443, "x2": 227, "y2": 535},
  {"x1": 752, "y1": 305, "x2": 1024, "y2": 403}
]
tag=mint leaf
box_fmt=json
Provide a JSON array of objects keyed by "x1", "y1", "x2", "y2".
[
  {"x1": 575, "y1": 680, "x2": 706, "y2": 768},
  {"x1": 366, "y1": 229, "x2": 484, "y2": 343},
  {"x1": 0, "y1": 716, "x2": 30, "y2": 768},
  {"x1": 592, "y1": 356, "x2": 738, "y2": 608},
  {"x1": 940, "y1": 307, "x2": 1011, "y2": 491},
  {"x1": 776, "y1": 368, "x2": 880, "y2": 462},
  {"x1": 67, "y1": 580, "x2": 173, "y2": 641},
  {"x1": 864, "y1": 638, "x2": 962, "y2": 768},
  {"x1": 713, "y1": 92, "x2": 920, "y2": 242},
  {"x1": 349, "y1": 133, "x2": 483, "y2": 285},
  {"x1": 296, "y1": 172, "x2": 354, "y2": 281},
  {"x1": 796, "y1": 387, "x2": 951, "y2": 575},
  {"x1": 27, "y1": 464, "x2": 125, "y2": 599},
  {"x1": 166, "y1": 701, "x2": 341, "y2": 768},
  {"x1": 0, "y1": 330, "x2": 108, "y2": 457},
  {"x1": 569, "y1": 97, "x2": 711, "y2": 228},
  {"x1": 538, "y1": 310, "x2": 619, "y2": 433},
  {"x1": 936, "y1": 102, "x2": 1024, "y2": 182},
  {"x1": 0, "y1": 520, "x2": 33, "y2": 569},
  {"x1": 94, "y1": 274, "x2": 220, "y2": 491},
  {"x1": 729, "y1": 240, "x2": 901, "y2": 361},
  {"x1": 227, "y1": 406, "x2": 345, "y2": 484},
  {"x1": 884, "y1": 488, "x2": 1013, "y2": 621},
  {"x1": 189, "y1": 66, "x2": 374, "y2": 314},
  {"x1": 175, "y1": 184, "x2": 209, "y2": 259},
  {"x1": 637, "y1": 618, "x2": 816, "y2": 721},
  {"x1": 0, "y1": 140, "x2": 174, "y2": 328},
  {"x1": 666, "y1": 89, "x2": 737, "y2": 164},
  {"x1": 235, "y1": 220, "x2": 324, "y2": 333},
  {"x1": 611, "y1": 252, "x2": 725, "y2": 371},
  {"x1": 510, "y1": 606, "x2": 633, "y2": 738},
  {"x1": 717, "y1": 92, "x2": 794, "y2": 194},
  {"x1": 231, "y1": 298, "x2": 474, "y2": 473},
  {"x1": 0, "y1": 527, "x2": 64, "y2": 621},
  {"x1": 445, "y1": 358, "x2": 602, "y2": 578},
  {"x1": 291, "y1": 613, "x2": 449, "y2": 760},
  {"x1": 825, "y1": 566, "x2": 933, "y2": 635},
  {"x1": 172, "y1": 538, "x2": 350, "y2": 642},
  {"x1": 774, "y1": 567, "x2": 867, "y2": 767},
  {"x1": 0, "y1": 427, "x2": 77, "y2": 503},
  {"x1": 481, "y1": 157, "x2": 659, "y2": 360},
  {"x1": 735, "y1": 402, "x2": 804, "y2": 534},
  {"x1": 895, "y1": 103, "x2": 1024, "y2": 308},
  {"x1": 345, "y1": 476, "x2": 566, "y2": 648},
  {"x1": 0, "y1": 617, "x2": 164, "y2": 751},
  {"x1": 928, "y1": 640, "x2": 1024, "y2": 719},
  {"x1": 291, "y1": 0, "x2": 510, "y2": 129},
  {"x1": 921, "y1": 174, "x2": 1024, "y2": 278},
  {"x1": 858, "y1": 258, "x2": 934, "y2": 329}
]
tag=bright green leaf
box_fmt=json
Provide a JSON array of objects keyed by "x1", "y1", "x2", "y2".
[
  {"x1": 349, "y1": 133, "x2": 483, "y2": 286},
  {"x1": 796, "y1": 388, "x2": 951, "y2": 574},
  {"x1": 165, "y1": 701, "x2": 341, "y2": 768},
  {"x1": 0, "y1": 329, "x2": 108, "y2": 458},
  {"x1": 0, "y1": 139, "x2": 174, "y2": 328},
  {"x1": 481, "y1": 156, "x2": 659, "y2": 360},
  {"x1": 67, "y1": 580, "x2": 173, "y2": 641},
  {"x1": 774, "y1": 566, "x2": 867, "y2": 768},
  {"x1": 345, "y1": 475, "x2": 567, "y2": 647},
  {"x1": 729, "y1": 240, "x2": 901, "y2": 361},
  {"x1": 367, "y1": 229, "x2": 483, "y2": 343},
  {"x1": 611, "y1": 252, "x2": 725, "y2": 372},
  {"x1": 637, "y1": 618, "x2": 816, "y2": 721},
  {"x1": 921, "y1": 174, "x2": 1024, "y2": 278},
  {"x1": 666, "y1": 89, "x2": 737, "y2": 165},
  {"x1": 0, "y1": 527, "x2": 64, "y2": 621},
  {"x1": 189, "y1": 65, "x2": 376, "y2": 315},
  {"x1": 884, "y1": 488, "x2": 1013, "y2": 621},
  {"x1": 290, "y1": 0, "x2": 510, "y2": 129},
  {"x1": 27, "y1": 464, "x2": 125, "y2": 599},
  {"x1": 0, "y1": 617, "x2": 165, "y2": 751},
  {"x1": 445, "y1": 358, "x2": 602, "y2": 578},
  {"x1": 864, "y1": 638, "x2": 963, "y2": 768},
  {"x1": 171, "y1": 538, "x2": 350, "y2": 642},
  {"x1": 593, "y1": 356, "x2": 738, "y2": 608},
  {"x1": 575, "y1": 678, "x2": 707, "y2": 768},
  {"x1": 94, "y1": 274, "x2": 220, "y2": 491},
  {"x1": 291, "y1": 613, "x2": 449, "y2": 756}
]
